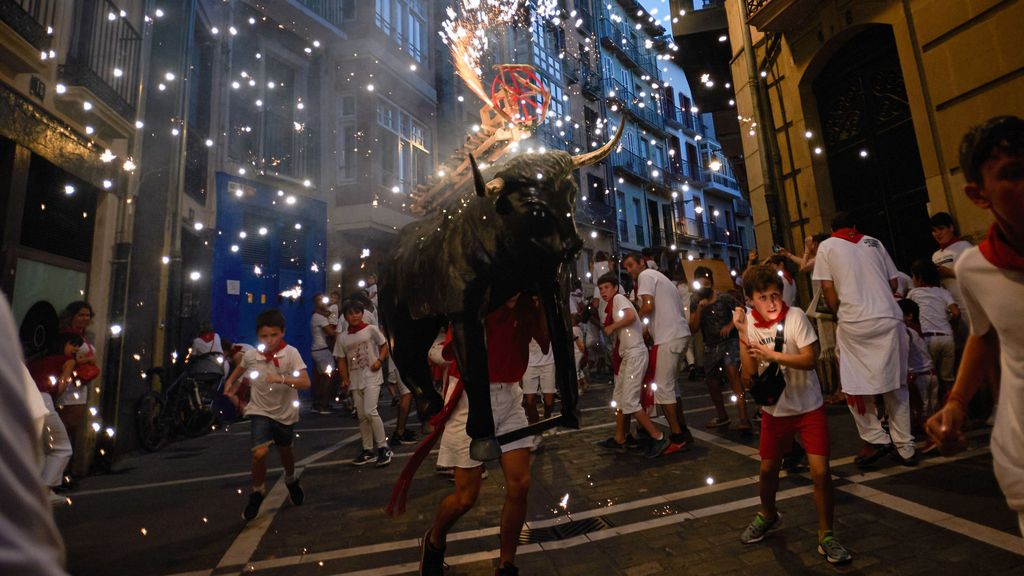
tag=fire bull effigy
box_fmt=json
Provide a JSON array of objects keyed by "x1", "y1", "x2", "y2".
[{"x1": 379, "y1": 121, "x2": 624, "y2": 463}]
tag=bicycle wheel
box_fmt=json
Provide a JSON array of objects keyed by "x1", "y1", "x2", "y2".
[
  {"x1": 135, "y1": 391, "x2": 169, "y2": 452},
  {"x1": 182, "y1": 379, "x2": 216, "y2": 437}
]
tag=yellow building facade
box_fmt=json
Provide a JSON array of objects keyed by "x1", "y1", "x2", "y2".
[{"x1": 724, "y1": 0, "x2": 1024, "y2": 267}]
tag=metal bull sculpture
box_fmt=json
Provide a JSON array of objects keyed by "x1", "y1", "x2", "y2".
[{"x1": 380, "y1": 122, "x2": 624, "y2": 462}]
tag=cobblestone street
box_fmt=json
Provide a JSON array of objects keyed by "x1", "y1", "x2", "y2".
[{"x1": 54, "y1": 375, "x2": 1023, "y2": 575}]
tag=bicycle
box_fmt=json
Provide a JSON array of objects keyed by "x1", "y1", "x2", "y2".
[{"x1": 135, "y1": 352, "x2": 223, "y2": 452}]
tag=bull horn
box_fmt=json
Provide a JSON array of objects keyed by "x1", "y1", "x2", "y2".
[
  {"x1": 469, "y1": 154, "x2": 505, "y2": 197},
  {"x1": 469, "y1": 154, "x2": 486, "y2": 197},
  {"x1": 571, "y1": 119, "x2": 625, "y2": 168}
]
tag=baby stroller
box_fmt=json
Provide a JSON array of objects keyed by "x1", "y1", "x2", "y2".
[{"x1": 135, "y1": 352, "x2": 224, "y2": 452}]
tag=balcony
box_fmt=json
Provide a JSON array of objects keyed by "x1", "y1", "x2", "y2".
[
  {"x1": 596, "y1": 17, "x2": 660, "y2": 81},
  {"x1": 564, "y1": 62, "x2": 579, "y2": 84},
  {"x1": 263, "y1": 110, "x2": 319, "y2": 182},
  {"x1": 733, "y1": 197, "x2": 752, "y2": 218},
  {"x1": 576, "y1": 198, "x2": 616, "y2": 232},
  {"x1": 746, "y1": 0, "x2": 820, "y2": 33},
  {"x1": 580, "y1": 66, "x2": 602, "y2": 100},
  {"x1": 618, "y1": 218, "x2": 629, "y2": 242},
  {"x1": 0, "y1": 0, "x2": 56, "y2": 52},
  {"x1": 605, "y1": 78, "x2": 665, "y2": 134},
  {"x1": 60, "y1": 0, "x2": 141, "y2": 120},
  {"x1": 295, "y1": 0, "x2": 349, "y2": 29}
]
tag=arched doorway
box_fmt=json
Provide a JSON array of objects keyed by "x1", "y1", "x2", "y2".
[{"x1": 813, "y1": 26, "x2": 930, "y2": 269}]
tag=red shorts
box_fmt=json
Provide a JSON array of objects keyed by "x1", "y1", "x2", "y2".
[{"x1": 759, "y1": 406, "x2": 829, "y2": 460}]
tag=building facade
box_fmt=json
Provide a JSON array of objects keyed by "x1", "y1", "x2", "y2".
[
  {"x1": 0, "y1": 0, "x2": 149, "y2": 469},
  {"x1": 724, "y1": 0, "x2": 1024, "y2": 269}
]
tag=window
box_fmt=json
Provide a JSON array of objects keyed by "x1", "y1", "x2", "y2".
[
  {"x1": 617, "y1": 191, "x2": 628, "y2": 241},
  {"x1": 662, "y1": 204, "x2": 674, "y2": 244},
  {"x1": 340, "y1": 95, "x2": 355, "y2": 117},
  {"x1": 587, "y1": 174, "x2": 605, "y2": 204},
  {"x1": 376, "y1": 0, "x2": 427, "y2": 62},
  {"x1": 338, "y1": 123, "x2": 357, "y2": 181},
  {"x1": 341, "y1": 0, "x2": 356, "y2": 21},
  {"x1": 632, "y1": 198, "x2": 644, "y2": 245},
  {"x1": 377, "y1": 97, "x2": 431, "y2": 192}
]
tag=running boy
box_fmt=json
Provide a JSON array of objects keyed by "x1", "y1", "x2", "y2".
[
  {"x1": 734, "y1": 265, "x2": 852, "y2": 564},
  {"x1": 927, "y1": 115, "x2": 1024, "y2": 535},
  {"x1": 595, "y1": 273, "x2": 671, "y2": 458},
  {"x1": 224, "y1": 309, "x2": 310, "y2": 521},
  {"x1": 334, "y1": 299, "x2": 393, "y2": 467}
]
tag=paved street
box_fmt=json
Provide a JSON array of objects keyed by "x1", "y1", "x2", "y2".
[{"x1": 55, "y1": 376, "x2": 1023, "y2": 576}]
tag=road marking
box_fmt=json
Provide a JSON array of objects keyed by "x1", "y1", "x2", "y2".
[
  {"x1": 839, "y1": 482, "x2": 1024, "y2": 555},
  {"x1": 214, "y1": 418, "x2": 395, "y2": 570}
]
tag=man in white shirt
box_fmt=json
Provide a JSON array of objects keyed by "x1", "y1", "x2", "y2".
[
  {"x1": 813, "y1": 212, "x2": 914, "y2": 467},
  {"x1": 624, "y1": 254, "x2": 694, "y2": 451},
  {"x1": 930, "y1": 212, "x2": 973, "y2": 325}
]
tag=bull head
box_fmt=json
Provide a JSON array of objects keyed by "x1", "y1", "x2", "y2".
[{"x1": 470, "y1": 121, "x2": 624, "y2": 199}]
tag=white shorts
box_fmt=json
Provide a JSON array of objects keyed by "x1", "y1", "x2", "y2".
[
  {"x1": 521, "y1": 363, "x2": 556, "y2": 395},
  {"x1": 311, "y1": 349, "x2": 334, "y2": 374},
  {"x1": 386, "y1": 356, "x2": 410, "y2": 394},
  {"x1": 653, "y1": 337, "x2": 688, "y2": 404},
  {"x1": 437, "y1": 381, "x2": 534, "y2": 469},
  {"x1": 613, "y1": 351, "x2": 647, "y2": 415}
]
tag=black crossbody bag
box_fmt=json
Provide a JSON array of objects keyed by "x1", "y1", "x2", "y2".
[{"x1": 748, "y1": 319, "x2": 787, "y2": 406}]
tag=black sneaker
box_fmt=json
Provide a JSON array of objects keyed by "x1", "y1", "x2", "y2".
[
  {"x1": 242, "y1": 491, "x2": 264, "y2": 520},
  {"x1": 388, "y1": 434, "x2": 402, "y2": 448},
  {"x1": 854, "y1": 442, "x2": 892, "y2": 469},
  {"x1": 644, "y1": 434, "x2": 672, "y2": 459},
  {"x1": 496, "y1": 562, "x2": 519, "y2": 576},
  {"x1": 892, "y1": 449, "x2": 918, "y2": 467},
  {"x1": 595, "y1": 437, "x2": 626, "y2": 453},
  {"x1": 376, "y1": 447, "x2": 393, "y2": 467},
  {"x1": 419, "y1": 530, "x2": 445, "y2": 576},
  {"x1": 398, "y1": 430, "x2": 419, "y2": 444},
  {"x1": 286, "y1": 478, "x2": 304, "y2": 505},
  {"x1": 351, "y1": 449, "x2": 376, "y2": 466}
]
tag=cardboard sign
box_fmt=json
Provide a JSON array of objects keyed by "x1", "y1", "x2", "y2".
[{"x1": 680, "y1": 258, "x2": 736, "y2": 292}]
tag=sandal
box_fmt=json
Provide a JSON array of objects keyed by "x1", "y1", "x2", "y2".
[{"x1": 706, "y1": 416, "x2": 731, "y2": 429}]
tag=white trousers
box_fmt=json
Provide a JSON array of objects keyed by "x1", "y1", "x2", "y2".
[
  {"x1": 40, "y1": 394, "x2": 72, "y2": 488},
  {"x1": 352, "y1": 385, "x2": 386, "y2": 451},
  {"x1": 848, "y1": 385, "x2": 915, "y2": 458}
]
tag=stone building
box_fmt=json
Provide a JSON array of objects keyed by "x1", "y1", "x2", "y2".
[{"x1": 724, "y1": 0, "x2": 1024, "y2": 269}]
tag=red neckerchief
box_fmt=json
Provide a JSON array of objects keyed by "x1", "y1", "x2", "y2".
[
  {"x1": 199, "y1": 332, "x2": 215, "y2": 343},
  {"x1": 781, "y1": 269, "x2": 794, "y2": 283},
  {"x1": 751, "y1": 302, "x2": 789, "y2": 329},
  {"x1": 260, "y1": 340, "x2": 287, "y2": 367},
  {"x1": 603, "y1": 298, "x2": 622, "y2": 375},
  {"x1": 979, "y1": 223, "x2": 1024, "y2": 272},
  {"x1": 831, "y1": 228, "x2": 864, "y2": 244},
  {"x1": 937, "y1": 236, "x2": 961, "y2": 250},
  {"x1": 346, "y1": 322, "x2": 368, "y2": 334}
]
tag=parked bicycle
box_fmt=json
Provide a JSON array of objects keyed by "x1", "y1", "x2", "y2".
[{"x1": 135, "y1": 352, "x2": 224, "y2": 451}]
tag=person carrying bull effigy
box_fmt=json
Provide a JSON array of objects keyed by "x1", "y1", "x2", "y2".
[{"x1": 387, "y1": 293, "x2": 545, "y2": 576}]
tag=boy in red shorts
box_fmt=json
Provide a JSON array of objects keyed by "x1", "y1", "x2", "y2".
[{"x1": 733, "y1": 266, "x2": 852, "y2": 565}]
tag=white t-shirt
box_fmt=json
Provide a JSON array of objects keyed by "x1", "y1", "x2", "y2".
[
  {"x1": 893, "y1": 271, "x2": 913, "y2": 298},
  {"x1": 744, "y1": 307, "x2": 822, "y2": 417},
  {"x1": 812, "y1": 235, "x2": 901, "y2": 323},
  {"x1": 528, "y1": 337, "x2": 554, "y2": 366},
  {"x1": 906, "y1": 286, "x2": 955, "y2": 335},
  {"x1": 955, "y1": 247, "x2": 1024, "y2": 511},
  {"x1": 242, "y1": 344, "x2": 306, "y2": 425},
  {"x1": 310, "y1": 312, "x2": 331, "y2": 350},
  {"x1": 327, "y1": 304, "x2": 339, "y2": 327},
  {"x1": 906, "y1": 328, "x2": 933, "y2": 373},
  {"x1": 781, "y1": 274, "x2": 797, "y2": 307},
  {"x1": 933, "y1": 240, "x2": 973, "y2": 322},
  {"x1": 608, "y1": 294, "x2": 646, "y2": 356},
  {"x1": 334, "y1": 325, "x2": 387, "y2": 389},
  {"x1": 636, "y1": 268, "x2": 690, "y2": 345},
  {"x1": 191, "y1": 334, "x2": 223, "y2": 356}
]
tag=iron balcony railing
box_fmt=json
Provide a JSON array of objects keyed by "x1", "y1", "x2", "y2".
[
  {"x1": 596, "y1": 17, "x2": 660, "y2": 81},
  {"x1": 61, "y1": 0, "x2": 141, "y2": 119},
  {"x1": 580, "y1": 66, "x2": 602, "y2": 99},
  {"x1": 604, "y1": 77, "x2": 665, "y2": 133},
  {"x1": 296, "y1": 0, "x2": 346, "y2": 28},
  {"x1": 746, "y1": 0, "x2": 771, "y2": 18},
  {"x1": 1, "y1": 0, "x2": 57, "y2": 50},
  {"x1": 576, "y1": 198, "x2": 616, "y2": 232},
  {"x1": 263, "y1": 109, "x2": 319, "y2": 181}
]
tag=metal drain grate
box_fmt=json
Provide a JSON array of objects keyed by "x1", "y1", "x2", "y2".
[{"x1": 518, "y1": 516, "x2": 614, "y2": 544}]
